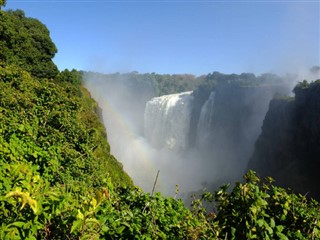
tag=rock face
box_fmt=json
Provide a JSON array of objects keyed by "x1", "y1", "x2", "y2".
[
  {"x1": 188, "y1": 84, "x2": 289, "y2": 181},
  {"x1": 248, "y1": 80, "x2": 320, "y2": 199},
  {"x1": 144, "y1": 83, "x2": 289, "y2": 184}
]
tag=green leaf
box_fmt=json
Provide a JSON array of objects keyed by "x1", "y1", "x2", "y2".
[
  {"x1": 9, "y1": 222, "x2": 25, "y2": 228},
  {"x1": 257, "y1": 219, "x2": 264, "y2": 227},
  {"x1": 266, "y1": 226, "x2": 273, "y2": 235},
  {"x1": 250, "y1": 206, "x2": 258, "y2": 215},
  {"x1": 270, "y1": 218, "x2": 275, "y2": 228},
  {"x1": 91, "y1": 197, "x2": 97, "y2": 209},
  {"x1": 276, "y1": 225, "x2": 284, "y2": 233},
  {"x1": 76, "y1": 209, "x2": 84, "y2": 220},
  {"x1": 101, "y1": 225, "x2": 109, "y2": 233},
  {"x1": 71, "y1": 219, "x2": 83, "y2": 233},
  {"x1": 276, "y1": 232, "x2": 289, "y2": 240},
  {"x1": 116, "y1": 226, "x2": 126, "y2": 234},
  {"x1": 231, "y1": 227, "x2": 236, "y2": 237},
  {"x1": 85, "y1": 218, "x2": 100, "y2": 225}
]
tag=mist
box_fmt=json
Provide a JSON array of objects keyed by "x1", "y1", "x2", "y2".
[
  {"x1": 84, "y1": 73, "x2": 216, "y2": 195},
  {"x1": 83, "y1": 70, "x2": 315, "y2": 197}
]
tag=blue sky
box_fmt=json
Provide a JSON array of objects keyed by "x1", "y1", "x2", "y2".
[{"x1": 4, "y1": 0, "x2": 320, "y2": 76}]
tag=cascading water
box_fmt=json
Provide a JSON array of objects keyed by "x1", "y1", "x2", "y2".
[
  {"x1": 144, "y1": 91, "x2": 194, "y2": 151},
  {"x1": 196, "y1": 91, "x2": 216, "y2": 148},
  {"x1": 85, "y1": 72, "x2": 291, "y2": 197}
]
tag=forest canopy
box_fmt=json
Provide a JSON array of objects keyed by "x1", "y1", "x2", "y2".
[{"x1": 0, "y1": 9, "x2": 58, "y2": 78}]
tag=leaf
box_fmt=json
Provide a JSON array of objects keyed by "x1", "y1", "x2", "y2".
[
  {"x1": 270, "y1": 218, "x2": 275, "y2": 228},
  {"x1": 250, "y1": 206, "x2": 258, "y2": 215},
  {"x1": 71, "y1": 219, "x2": 83, "y2": 233},
  {"x1": 76, "y1": 209, "x2": 84, "y2": 220},
  {"x1": 276, "y1": 225, "x2": 284, "y2": 233},
  {"x1": 116, "y1": 226, "x2": 126, "y2": 234},
  {"x1": 91, "y1": 197, "x2": 97, "y2": 209},
  {"x1": 85, "y1": 218, "x2": 100, "y2": 225},
  {"x1": 9, "y1": 222, "x2": 25, "y2": 228},
  {"x1": 101, "y1": 225, "x2": 109, "y2": 233},
  {"x1": 266, "y1": 226, "x2": 273, "y2": 235},
  {"x1": 5, "y1": 189, "x2": 38, "y2": 213},
  {"x1": 32, "y1": 175, "x2": 40, "y2": 183},
  {"x1": 257, "y1": 198, "x2": 268, "y2": 206},
  {"x1": 256, "y1": 219, "x2": 264, "y2": 227},
  {"x1": 276, "y1": 232, "x2": 289, "y2": 240},
  {"x1": 231, "y1": 227, "x2": 236, "y2": 237}
]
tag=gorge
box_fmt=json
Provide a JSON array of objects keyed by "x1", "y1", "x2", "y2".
[{"x1": 84, "y1": 72, "x2": 291, "y2": 196}]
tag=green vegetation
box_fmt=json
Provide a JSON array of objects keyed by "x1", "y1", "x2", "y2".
[
  {"x1": 84, "y1": 71, "x2": 200, "y2": 98},
  {"x1": 0, "y1": 63, "x2": 132, "y2": 188},
  {"x1": 0, "y1": 6, "x2": 319, "y2": 239},
  {"x1": 192, "y1": 71, "x2": 285, "y2": 105},
  {"x1": 1, "y1": 166, "x2": 319, "y2": 239},
  {"x1": 0, "y1": 9, "x2": 58, "y2": 78},
  {"x1": 210, "y1": 171, "x2": 320, "y2": 239}
]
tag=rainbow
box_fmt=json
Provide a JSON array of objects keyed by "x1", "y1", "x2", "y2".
[{"x1": 99, "y1": 98, "x2": 169, "y2": 194}]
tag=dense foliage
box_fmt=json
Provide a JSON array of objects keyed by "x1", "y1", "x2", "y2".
[
  {"x1": 0, "y1": 9, "x2": 58, "y2": 78},
  {"x1": 249, "y1": 80, "x2": 320, "y2": 200},
  {"x1": 211, "y1": 171, "x2": 320, "y2": 239},
  {"x1": 0, "y1": 63, "x2": 132, "y2": 186},
  {"x1": 1, "y1": 166, "x2": 319, "y2": 239}
]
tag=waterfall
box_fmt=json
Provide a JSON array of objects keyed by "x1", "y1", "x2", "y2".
[
  {"x1": 144, "y1": 91, "x2": 194, "y2": 151},
  {"x1": 196, "y1": 91, "x2": 216, "y2": 148}
]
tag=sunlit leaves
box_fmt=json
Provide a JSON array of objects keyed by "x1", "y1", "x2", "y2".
[
  {"x1": 0, "y1": 64, "x2": 132, "y2": 187},
  {"x1": 211, "y1": 170, "x2": 320, "y2": 239}
]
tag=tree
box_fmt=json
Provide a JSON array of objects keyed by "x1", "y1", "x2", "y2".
[
  {"x1": 0, "y1": 0, "x2": 6, "y2": 8},
  {"x1": 0, "y1": 9, "x2": 58, "y2": 78},
  {"x1": 55, "y1": 69, "x2": 83, "y2": 85}
]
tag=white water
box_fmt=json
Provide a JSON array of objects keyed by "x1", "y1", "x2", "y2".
[
  {"x1": 84, "y1": 77, "x2": 208, "y2": 195},
  {"x1": 144, "y1": 91, "x2": 194, "y2": 151},
  {"x1": 196, "y1": 91, "x2": 216, "y2": 148}
]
